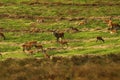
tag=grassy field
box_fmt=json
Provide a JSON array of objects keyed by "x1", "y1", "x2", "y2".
[
  {"x1": 0, "y1": 0, "x2": 120, "y2": 80},
  {"x1": 0, "y1": 0, "x2": 120, "y2": 59}
]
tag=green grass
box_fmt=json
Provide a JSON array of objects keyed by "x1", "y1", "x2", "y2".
[{"x1": 0, "y1": 0, "x2": 120, "y2": 60}]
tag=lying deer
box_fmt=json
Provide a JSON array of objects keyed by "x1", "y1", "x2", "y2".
[
  {"x1": 68, "y1": 27, "x2": 79, "y2": 33},
  {"x1": 58, "y1": 39, "x2": 68, "y2": 47}
]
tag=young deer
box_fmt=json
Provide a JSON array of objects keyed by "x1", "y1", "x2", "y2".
[
  {"x1": 53, "y1": 30, "x2": 64, "y2": 42},
  {"x1": 0, "y1": 32, "x2": 5, "y2": 40},
  {"x1": 96, "y1": 36, "x2": 105, "y2": 43}
]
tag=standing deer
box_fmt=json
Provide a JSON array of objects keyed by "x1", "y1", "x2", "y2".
[
  {"x1": 52, "y1": 30, "x2": 64, "y2": 42},
  {"x1": 96, "y1": 36, "x2": 105, "y2": 43},
  {"x1": 105, "y1": 19, "x2": 120, "y2": 30},
  {"x1": 0, "y1": 32, "x2": 5, "y2": 40}
]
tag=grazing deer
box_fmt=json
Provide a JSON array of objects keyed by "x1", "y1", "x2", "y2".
[
  {"x1": 96, "y1": 36, "x2": 105, "y2": 43},
  {"x1": 0, "y1": 32, "x2": 5, "y2": 40},
  {"x1": 22, "y1": 41, "x2": 37, "y2": 51},
  {"x1": 22, "y1": 44, "x2": 33, "y2": 52},
  {"x1": 52, "y1": 30, "x2": 64, "y2": 42}
]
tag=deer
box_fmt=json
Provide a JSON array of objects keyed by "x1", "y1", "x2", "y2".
[
  {"x1": 96, "y1": 36, "x2": 105, "y2": 43},
  {"x1": 22, "y1": 44, "x2": 33, "y2": 52},
  {"x1": 0, "y1": 32, "x2": 5, "y2": 40},
  {"x1": 36, "y1": 18, "x2": 44, "y2": 23},
  {"x1": 22, "y1": 41, "x2": 37, "y2": 52},
  {"x1": 42, "y1": 49, "x2": 50, "y2": 58},
  {"x1": 30, "y1": 27, "x2": 40, "y2": 33},
  {"x1": 26, "y1": 50, "x2": 35, "y2": 55},
  {"x1": 108, "y1": 28, "x2": 117, "y2": 34},
  {"x1": 58, "y1": 39, "x2": 68, "y2": 48},
  {"x1": 35, "y1": 43, "x2": 44, "y2": 52},
  {"x1": 52, "y1": 30, "x2": 64, "y2": 42},
  {"x1": 105, "y1": 19, "x2": 120, "y2": 30},
  {"x1": 68, "y1": 26, "x2": 79, "y2": 33}
]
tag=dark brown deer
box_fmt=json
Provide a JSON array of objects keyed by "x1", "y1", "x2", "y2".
[
  {"x1": 0, "y1": 32, "x2": 5, "y2": 40},
  {"x1": 96, "y1": 36, "x2": 105, "y2": 43},
  {"x1": 52, "y1": 30, "x2": 64, "y2": 42}
]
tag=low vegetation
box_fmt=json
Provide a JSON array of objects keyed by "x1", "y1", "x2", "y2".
[{"x1": 0, "y1": 0, "x2": 120, "y2": 80}]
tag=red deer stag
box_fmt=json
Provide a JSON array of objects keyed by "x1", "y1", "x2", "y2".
[{"x1": 52, "y1": 30, "x2": 64, "y2": 42}]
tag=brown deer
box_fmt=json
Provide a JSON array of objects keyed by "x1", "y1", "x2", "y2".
[
  {"x1": 58, "y1": 39, "x2": 68, "y2": 47},
  {"x1": 36, "y1": 18, "x2": 44, "y2": 23},
  {"x1": 52, "y1": 30, "x2": 64, "y2": 42},
  {"x1": 26, "y1": 50, "x2": 35, "y2": 55},
  {"x1": 42, "y1": 49, "x2": 50, "y2": 58},
  {"x1": 22, "y1": 44, "x2": 33, "y2": 52},
  {"x1": 30, "y1": 27, "x2": 40, "y2": 33},
  {"x1": 35, "y1": 43, "x2": 43, "y2": 52},
  {"x1": 105, "y1": 19, "x2": 120, "y2": 30},
  {"x1": 96, "y1": 36, "x2": 105, "y2": 43},
  {"x1": 0, "y1": 32, "x2": 5, "y2": 40},
  {"x1": 68, "y1": 27, "x2": 79, "y2": 33},
  {"x1": 22, "y1": 41, "x2": 37, "y2": 51}
]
